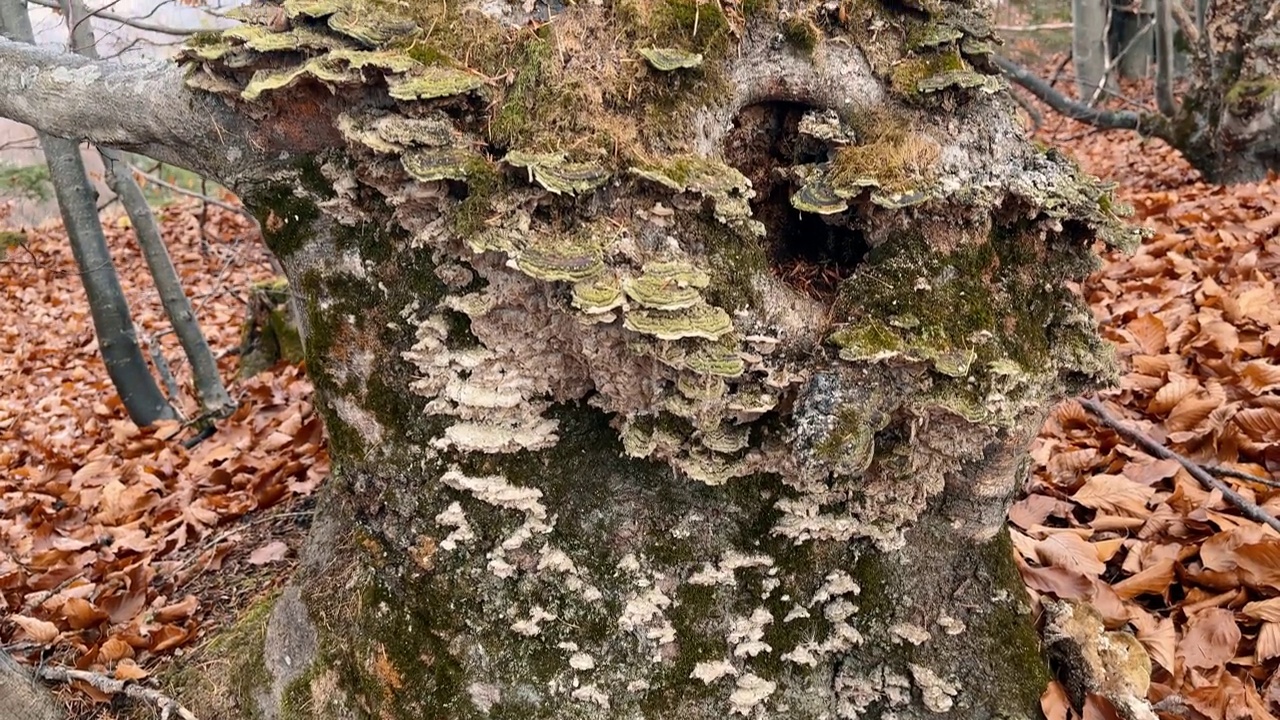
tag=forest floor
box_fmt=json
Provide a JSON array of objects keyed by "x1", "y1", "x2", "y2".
[{"x1": 2, "y1": 99, "x2": 1279, "y2": 719}]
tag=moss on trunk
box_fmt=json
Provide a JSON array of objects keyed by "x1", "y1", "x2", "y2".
[{"x1": 165, "y1": 0, "x2": 1142, "y2": 716}]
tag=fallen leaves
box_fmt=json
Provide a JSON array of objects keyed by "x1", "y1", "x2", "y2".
[
  {"x1": 248, "y1": 540, "x2": 289, "y2": 566},
  {"x1": 1018, "y1": 73, "x2": 1280, "y2": 718},
  {"x1": 0, "y1": 200, "x2": 327, "y2": 678}
]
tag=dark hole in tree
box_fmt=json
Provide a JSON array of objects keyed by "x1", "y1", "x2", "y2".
[{"x1": 723, "y1": 100, "x2": 869, "y2": 300}]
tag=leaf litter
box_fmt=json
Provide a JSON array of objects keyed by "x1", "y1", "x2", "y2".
[
  {"x1": 0, "y1": 197, "x2": 328, "y2": 702},
  {"x1": 1018, "y1": 72, "x2": 1280, "y2": 720}
]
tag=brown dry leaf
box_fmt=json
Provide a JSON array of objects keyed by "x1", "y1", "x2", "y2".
[
  {"x1": 1017, "y1": 558, "x2": 1093, "y2": 600},
  {"x1": 155, "y1": 594, "x2": 200, "y2": 623},
  {"x1": 1009, "y1": 494, "x2": 1075, "y2": 530},
  {"x1": 113, "y1": 659, "x2": 149, "y2": 681},
  {"x1": 1179, "y1": 607, "x2": 1241, "y2": 670},
  {"x1": 1244, "y1": 598, "x2": 1280, "y2": 622},
  {"x1": 1035, "y1": 532, "x2": 1107, "y2": 577},
  {"x1": 9, "y1": 615, "x2": 59, "y2": 644},
  {"x1": 98, "y1": 636, "x2": 134, "y2": 662},
  {"x1": 1194, "y1": 319, "x2": 1239, "y2": 354},
  {"x1": 1235, "y1": 407, "x2": 1280, "y2": 439},
  {"x1": 1048, "y1": 448, "x2": 1101, "y2": 482},
  {"x1": 1234, "y1": 540, "x2": 1280, "y2": 592},
  {"x1": 1149, "y1": 374, "x2": 1200, "y2": 415},
  {"x1": 1082, "y1": 693, "x2": 1123, "y2": 720},
  {"x1": 1128, "y1": 608, "x2": 1176, "y2": 672},
  {"x1": 150, "y1": 624, "x2": 191, "y2": 653},
  {"x1": 1258, "y1": 623, "x2": 1280, "y2": 663},
  {"x1": 60, "y1": 597, "x2": 109, "y2": 630},
  {"x1": 1166, "y1": 394, "x2": 1220, "y2": 433},
  {"x1": 1121, "y1": 458, "x2": 1181, "y2": 486},
  {"x1": 1238, "y1": 361, "x2": 1280, "y2": 395},
  {"x1": 248, "y1": 540, "x2": 290, "y2": 566},
  {"x1": 1127, "y1": 313, "x2": 1167, "y2": 354},
  {"x1": 1072, "y1": 474, "x2": 1156, "y2": 517},
  {"x1": 1041, "y1": 680, "x2": 1071, "y2": 720},
  {"x1": 1112, "y1": 557, "x2": 1175, "y2": 600}
]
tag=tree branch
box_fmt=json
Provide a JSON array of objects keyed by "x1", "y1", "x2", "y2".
[
  {"x1": 25, "y1": 0, "x2": 203, "y2": 36},
  {"x1": 32, "y1": 664, "x2": 200, "y2": 720},
  {"x1": 130, "y1": 164, "x2": 250, "y2": 216},
  {"x1": 1168, "y1": 0, "x2": 1201, "y2": 49},
  {"x1": 992, "y1": 54, "x2": 1172, "y2": 140},
  {"x1": 995, "y1": 22, "x2": 1074, "y2": 32},
  {"x1": 1079, "y1": 397, "x2": 1280, "y2": 534},
  {"x1": 0, "y1": 37, "x2": 275, "y2": 188}
]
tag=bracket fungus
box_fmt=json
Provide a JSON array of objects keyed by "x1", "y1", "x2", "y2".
[{"x1": 173, "y1": 0, "x2": 1144, "y2": 712}]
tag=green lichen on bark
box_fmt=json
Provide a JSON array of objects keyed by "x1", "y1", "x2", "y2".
[
  {"x1": 178, "y1": 0, "x2": 1138, "y2": 716},
  {"x1": 1225, "y1": 78, "x2": 1279, "y2": 114}
]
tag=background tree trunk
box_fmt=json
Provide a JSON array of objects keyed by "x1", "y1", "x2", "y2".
[
  {"x1": 1073, "y1": 0, "x2": 1112, "y2": 102},
  {"x1": 59, "y1": 0, "x2": 236, "y2": 420},
  {"x1": 0, "y1": 0, "x2": 174, "y2": 426},
  {"x1": 1109, "y1": 0, "x2": 1155, "y2": 80},
  {"x1": 1176, "y1": 0, "x2": 1280, "y2": 183}
]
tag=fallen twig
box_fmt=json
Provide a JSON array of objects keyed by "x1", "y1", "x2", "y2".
[
  {"x1": 1080, "y1": 396, "x2": 1280, "y2": 534},
  {"x1": 32, "y1": 665, "x2": 199, "y2": 720},
  {"x1": 1203, "y1": 464, "x2": 1280, "y2": 489}
]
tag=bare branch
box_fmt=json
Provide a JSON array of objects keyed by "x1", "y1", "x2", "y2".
[
  {"x1": 1168, "y1": 0, "x2": 1201, "y2": 49},
  {"x1": 0, "y1": 37, "x2": 275, "y2": 187},
  {"x1": 25, "y1": 0, "x2": 203, "y2": 35},
  {"x1": 1204, "y1": 464, "x2": 1280, "y2": 489},
  {"x1": 992, "y1": 54, "x2": 1172, "y2": 139},
  {"x1": 31, "y1": 664, "x2": 200, "y2": 720},
  {"x1": 129, "y1": 163, "x2": 250, "y2": 216},
  {"x1": 995, "y1": 22, "x2": 1073, "y2": 32},
  {"x1": 1079, "y1": 397, "x2": 1280, "y2": 534}
]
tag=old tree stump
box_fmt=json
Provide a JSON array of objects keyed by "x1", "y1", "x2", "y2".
[{"x1": 0, "y1": 0, "x2": 1140, "y2": 717}]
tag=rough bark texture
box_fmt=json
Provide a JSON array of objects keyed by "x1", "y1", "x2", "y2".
[
  {"x1": 0, "y1": 653, "x2": 58, "y2": 720},
  {"x1": 1174, "y1": 0, "x2": 1280, "y2": 183},
  {"x1": 0, "y1": 37, "x2": 294, "y2": 187},
  {"x1": 0, "y1": 0, "x2": 1142, "y2": 717}
]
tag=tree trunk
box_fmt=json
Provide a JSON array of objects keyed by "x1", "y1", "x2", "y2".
[
  {"x1": 1174, "y1": 0, "x2": 1280, "y2": 184},
  {"x1": 59, "y1": 0, "x2": 237, "y2": 420},
  {"x1": 0, "y1": 0, "x2": 174, "y2": 427},
  {"x1": 1073, "y1": 0, "x2": 1112, "y2": 102},
  {"x1": 0, "y1": 0, "x2": 1142, "y2": 717},
  {"x1": 1109, "y1": 1, "x2": 1155, "y2": 80}
]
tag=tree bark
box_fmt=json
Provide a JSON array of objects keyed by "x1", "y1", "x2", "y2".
[
  {"x1": 1072, "y1": 0, "x2": 1111, "y2": 103},
  {"x1": 0, "y1": 0, "x2": 1144, "y2": 717},
  {"x1": 59, "y1": 0, "x2": 237, "y2": 420},
  {"x1": 0, "y1": 0, "x2": 175, "y2": 426}
]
